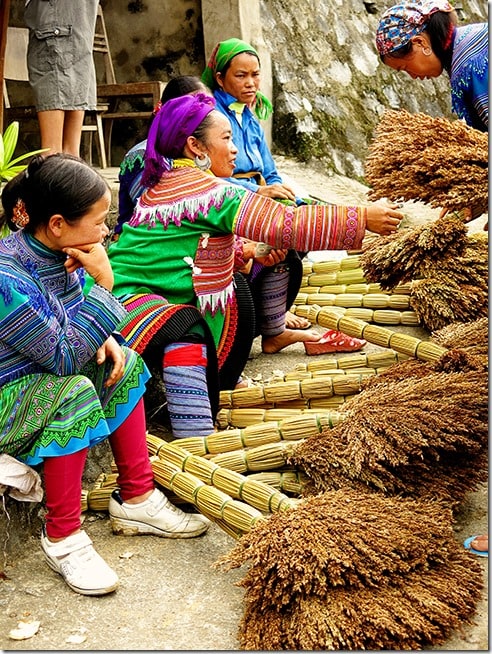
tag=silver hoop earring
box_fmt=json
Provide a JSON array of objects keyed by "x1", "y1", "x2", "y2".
[
  {"x1": 422, "y1": 46, "x2": 432, "y2": 56},
  {"x1": 194, "y1": 153, "x2": 212, "y2": 171}
]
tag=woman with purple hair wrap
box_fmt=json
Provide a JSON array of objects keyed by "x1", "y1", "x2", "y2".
[{"x1": 103, "y1": 93, "x2": 402, "y2": 435}]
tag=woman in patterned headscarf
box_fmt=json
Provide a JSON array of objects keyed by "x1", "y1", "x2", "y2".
[{"x1": 376, "y1": 0, "x2": 488, "y2": 132}]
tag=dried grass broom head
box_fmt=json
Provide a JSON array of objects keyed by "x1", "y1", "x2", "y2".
[
  {"x1": 360, "y1": 213, "x2": 469, "y2": 289},
  {"x1": 291, "y1": 368, "x2": 488, "y2": 506},
  {"x1": 365, "y1": 109, "x2": 488, "y2": 214},
  {"x1": 217, "y1": 489, "x2": 483, "y2": 650}
]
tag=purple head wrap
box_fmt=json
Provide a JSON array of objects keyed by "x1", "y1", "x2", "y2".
[
  {"x1": 376, "y1": 0, "x2": 454, "y2": 56},
  {"x1": 142, "y1": 92, "x2": 216, "y2": 188}
]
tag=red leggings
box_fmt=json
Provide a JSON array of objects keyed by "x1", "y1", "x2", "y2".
[{"x1": 43, "y1": 399, "x2": 154, "y2": 539}]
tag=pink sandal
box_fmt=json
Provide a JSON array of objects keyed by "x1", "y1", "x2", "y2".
[{"x1": 304, "y1": 330, "x2": 366, "y2": 355}]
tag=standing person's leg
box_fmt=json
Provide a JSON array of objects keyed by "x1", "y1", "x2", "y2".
[
  {"x1": 62, "y1": 110, "x2": 85, "y2": 156},
  {"x1": 36, "y1": 110, "x2": 65, "y2": 154}
]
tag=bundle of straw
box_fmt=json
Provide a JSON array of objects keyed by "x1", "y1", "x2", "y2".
[
  {"x1": 360, "y1": 212, "x2": 469, "y2": 288},
  {"x1": 217, "y1": 490, "x2": 483, "y2": 650},
  {"x1": 292, "y1": 368, "x2": 488, "y2": 506},
  {"x1": 432, "y1": 317, "x2": 488, "y2": 360},
  {"x1": 365, "y1": 109, "x2": 488, "y2": 214},
  {"x1": 293, "y1": 304, "x2": 446, "y2": 362},
  {"x1": 360, "y1": 220, "x2": 488, "y2": 329}
]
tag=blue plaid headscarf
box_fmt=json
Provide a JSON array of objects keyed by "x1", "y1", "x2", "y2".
[{"x1": 376, "y1": 0, "x2": 454, "y2": 56}]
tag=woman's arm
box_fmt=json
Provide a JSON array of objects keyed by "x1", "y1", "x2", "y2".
[
  {"x1": 0, "y1": 273, "x2": 127, "y2": 376},
  {"x1": 232, "y1": 192, "x2": 403, "y2": 252}
]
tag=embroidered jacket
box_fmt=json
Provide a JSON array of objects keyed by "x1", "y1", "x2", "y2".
[
  {"x1": 0, "y1": 231, "x2": 127, "y2": 388},
  {"x1": 108, "y1": 163, "x2": 367, "y2": 345}
]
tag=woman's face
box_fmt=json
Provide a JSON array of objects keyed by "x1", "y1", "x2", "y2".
[
  {"x1": 216, "y1": 52, "x2": 261, "y2": 105},
  {"x1": 203, "y1": 112, "x2": 238, "y2": 178},
  {"x1": 57, "y1": 189, "x2": 111, "y2": 249},
  {"x1": 383, "y1": 36, "x2": 443, "y2": 79}
]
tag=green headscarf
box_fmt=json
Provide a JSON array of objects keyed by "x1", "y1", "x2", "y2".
[{"x1": 201, "y1": 37, "x2": 273, "y2": 121}]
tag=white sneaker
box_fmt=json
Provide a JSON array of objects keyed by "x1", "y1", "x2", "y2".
[
  {"x1": 41, "y1": 529, "x2": 118, "y2": 596},
  {"x1": 109, "y1": 488, "x2": 210, "y2": 538}
]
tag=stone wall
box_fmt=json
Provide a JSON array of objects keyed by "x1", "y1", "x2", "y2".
[
  {"x1": 262, "y1": 0, "x2": 487, "y2": 178},
  {"x1": 7, "y1": 0, "x2": 487, "y2": 174}
]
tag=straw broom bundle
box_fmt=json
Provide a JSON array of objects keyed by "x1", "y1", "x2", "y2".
[
  {"x1": 294, "y1": 304, "x2": 446, "y2": 362},
  {"x1": 360, "y1": 212, "x2": 469, "y2": 288},
  {"x1": 364, "y1": 109, "x2": 488, "y2": 214},
  {"x1": 217, "y1": 489, "x2": 483, "y2": 650},
  {"x1": 432, "y1": 317, "x2": 488, "y2": 359},
  {"x1": 360, "y1": 221, "x2": 487, "y2": 330},
  {"x1": 292, "y1": 367, "x2": 488, "y2": 506},
  {"x1": 408, "y1": 236, "x2": 488, "y2": 331}
]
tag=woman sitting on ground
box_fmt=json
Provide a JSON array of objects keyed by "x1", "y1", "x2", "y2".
[
  {"x1": 111, "y1": 74, "x2": 314, "y2": 393},
  {"x1": 0, "y1": 154, "x2": 209, "y2": 597},
  {"x1": 107, "y1": 93, "x2": 403, "y2": 394}
]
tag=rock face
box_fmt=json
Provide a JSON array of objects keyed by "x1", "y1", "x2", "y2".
[{"x1": 261, "y1": 0, "x2": 487, "y2": 179}]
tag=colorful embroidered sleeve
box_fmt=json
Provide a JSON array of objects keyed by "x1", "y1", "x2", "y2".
[
  {"x1": 116, "y1": 141, "x2": 147, "y2": 235},
  {"x1": 0, "y1": 273, "x2": 127, "y2": 377},
  {"x1": 232, "y1": 192, "x2": 367, "y2": 252}
]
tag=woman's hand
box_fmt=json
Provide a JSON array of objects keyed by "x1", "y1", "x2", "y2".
[
  {"x1": 257, "y1": 183, "x2": 297, "y2": 202},
  {"x1": 63, "y1": 242, "x2": 114, "y2": 290},
  {"x1": 439, "y1": 205, "x2": 487, "y2": 228},
  {"x1": 256, "y1": 248, "x2": 288, "y2": 267},
  {"x1": 365, "y1": 202, "x2": 404, "y2": 235},
  {"x1": 96, "y1": 336, "x2": 126, "y2": 387}
]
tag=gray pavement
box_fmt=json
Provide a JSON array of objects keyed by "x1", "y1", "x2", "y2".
[{"x1": 0, "y1": 160, "x2": 487, "y2": 650}]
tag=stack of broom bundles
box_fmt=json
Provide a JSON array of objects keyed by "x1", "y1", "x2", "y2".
[
  {"x1": 359, "y1": 213, "x2": 488, "y2": 330},
  {"x1": 364, "y1": 109, "x2": 488, "y2": 216},
  {"x1": 143, "y1": 319, "x2": 487, "y2": 649},
  {"x1": 214, "y1": 322, "x2": 487, "y2": 649},
  {"x1": 291, "y1": 214, "x2": 487, "y2": 332},
  {"x1": 82, "y1": 315, "x2": 487, "y2": 649}
]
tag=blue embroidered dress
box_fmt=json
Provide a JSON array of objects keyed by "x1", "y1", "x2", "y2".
[
  {"x1": 0, "y1": 230, "x2": 150, "y2": 465},
  {"x1": 450, "y1": 23, "x2": 488, "y2": 131}
]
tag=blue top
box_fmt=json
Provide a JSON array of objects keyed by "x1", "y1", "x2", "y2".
[
  {"x1": 0, "y1": 230, "x2": 127, "y2": 387},
  {"x1": 213, "y1": 89, "x2": 284, "y2": 192},
  {"x1": 450, "y1": 23, "x2": 488, "y2": 132},
  {"x1": 115, "y1": 140, "x2": 147, "y2": 235}
]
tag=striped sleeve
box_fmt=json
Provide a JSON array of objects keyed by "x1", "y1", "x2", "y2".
[
  {"x1": 232, "y1": 192, "x2": 367, "y2": 252},
  {"x1": 0, "y1": 274, "x2": 127, "y2": 376}
]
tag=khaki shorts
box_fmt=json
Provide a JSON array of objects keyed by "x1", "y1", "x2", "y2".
[{"x1": 24, "y1": 0, "x2": 98, "y2": 111}]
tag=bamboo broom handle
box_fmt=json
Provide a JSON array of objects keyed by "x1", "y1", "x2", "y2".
[
  {"x1": 219, "y1": 373, "x2": 367, "y2": 409},
  {"x1": 293, "y1": 305, "x2": 447, "y2": 363},
  {"x1": 150, "y1": 457, "x2": 266, "y2": 538},
  {"x1": 147, "y1": 412, "x2": 343, "y2": 458},
  {"x1": 155, "y1": 440, "x2": 298, "y2": 514}
]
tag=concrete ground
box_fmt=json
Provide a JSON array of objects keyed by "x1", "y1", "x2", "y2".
[{"x1": 0, "y1": 159, "x2": 487, "y2": 650}]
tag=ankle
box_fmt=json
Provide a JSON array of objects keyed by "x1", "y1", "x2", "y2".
[{"x1": 122, "y1": 489, "x2": 154, "y2": 505}]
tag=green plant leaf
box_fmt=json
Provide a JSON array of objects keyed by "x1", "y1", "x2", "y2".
[
  {"x1": 0, "y1": 131, "x2": 4, "y2": 171},
  {"x1": 7, "y1": 148, "x2": 48, "y2": 168},
  {"x1": 2, "y1": 121, "x2": 19, "y2": 165},
  {"x1": 2, "y1": 164, "x2": 29, "y2": 180}
]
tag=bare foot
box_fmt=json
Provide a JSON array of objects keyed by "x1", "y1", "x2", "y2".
[
  {"x1": 470, "y1": 535, "x2": 488, "y2": 552},
  {"x1": 262, "y1": 328, "x2": 321, "y2": 354},
  {"x1": 285, "y1": 310, "x2": 311, "y2": 330}
]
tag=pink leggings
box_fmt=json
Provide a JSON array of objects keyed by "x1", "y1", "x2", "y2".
[{"x1": 43, "y1": 399, "x2": 154, "y2": 539}]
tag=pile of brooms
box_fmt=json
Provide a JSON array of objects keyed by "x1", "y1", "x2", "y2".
[
  {"x1": 81, "y1": 109, "x2": 488, "y2": 649},
  {"x1": 83, "y1": 313, "x2": 488, "y2": 650}
]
